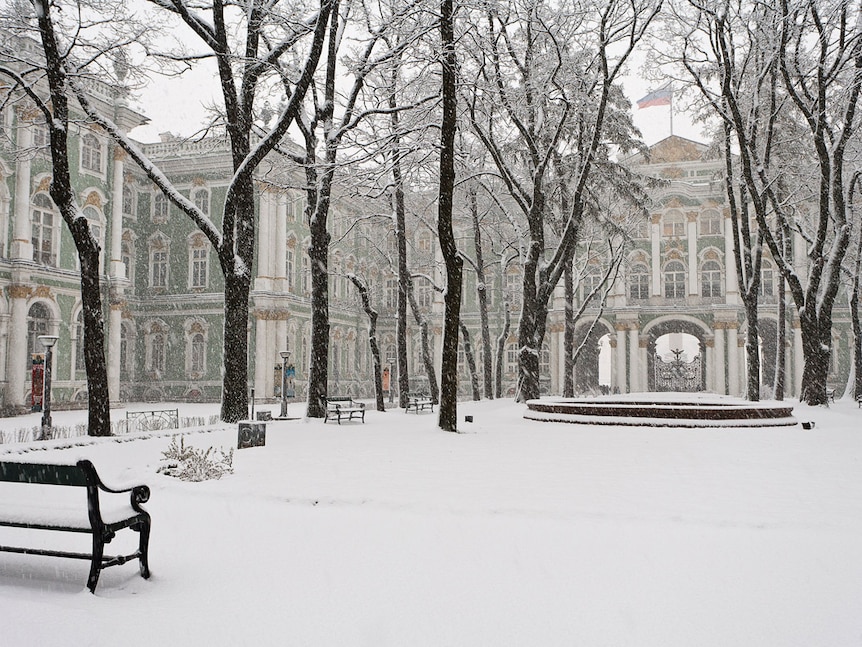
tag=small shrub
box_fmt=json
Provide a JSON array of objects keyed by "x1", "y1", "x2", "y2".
[{"x1": 157, "y1": 435, "x2": 234, "y2": 482}]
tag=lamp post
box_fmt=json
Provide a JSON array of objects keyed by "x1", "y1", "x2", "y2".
[
  {"x1": 38, "y1": 335, "x2": 59, "y2": 441},
  {"x1": 280, "y1": 350, "x2": 291, "y2": 418},
  {"x1": 387, "y1": 353, "x2": 395, "y2": 404}
]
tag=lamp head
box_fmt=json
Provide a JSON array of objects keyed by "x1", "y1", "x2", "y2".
[{"x1": 38, "y1": 335, "x2": 59, "y2": 350}]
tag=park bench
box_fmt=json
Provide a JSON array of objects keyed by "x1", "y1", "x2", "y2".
[
  {"x1": 0, "y1": 459, "x2": 151, "y2": 593},
  {"x1": 325, "y1": 396, "x2": 365, "y2": 424},
  {"x1": 826, "y1": 388, "x2": 836, "y2": 404},
  {"x1": 405, "y1": 393, "x2": 434, "y2": 414}
]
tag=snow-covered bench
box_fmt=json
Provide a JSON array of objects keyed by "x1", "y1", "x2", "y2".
[
  {"x1": 0, "y1": 459, "x2": 151, "y2": 593},
  {"x1": 405, "y1": 393, "x2": 434, "y2": 413},
  {"x1": 325, "y1": 397, "x2": 365, "y2": 424}
]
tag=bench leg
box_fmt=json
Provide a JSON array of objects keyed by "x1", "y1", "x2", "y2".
[
  {"x1": 87, "y1": 533, "x2": 105, "y2": 593},
  {"x1": 136, "y1": 517, "x2": 151, "y2": 579}
]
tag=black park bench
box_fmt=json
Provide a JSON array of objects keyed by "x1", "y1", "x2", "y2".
[
  {"x1": 324, "y1": 396, "x2": 365, "y2": 424},
  {"x1": 0, "y1": 459, "x2": 151, "y2": 593},
  {"x1": 405, "y1": 393, "x2": 434, "y2": 413}
]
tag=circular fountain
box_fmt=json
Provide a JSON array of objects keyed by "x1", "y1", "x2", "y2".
[{"x1": 524, "y1": 392, "x2": 797, "y2": 428}]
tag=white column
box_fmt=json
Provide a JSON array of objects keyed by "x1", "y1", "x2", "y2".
[
  {"x1": 254, "y1": 314, "x2": 269, "y2": 400},
  {"x1": 275, "y1": 317, "x2": 288, "y2": 397},
  {"x1": 705, "y1": 340, "x2": 715, "y2": 392},
  {"x1": 724, "y1": 210, "x2": 738, "y2": 305},
  {"x1": 0, "y1": 315, "x2": 7, "y2": 385},
  {"x1": 639, "y1": 341, "x2": 648, "y2": 394},
  {"x1": 687, "y1": 212, "x2": 698, "y2": 295},
  {"x1": 650, "y1": 215, "x2": 661, "y2": 296},
  {"x1": 275, "y1": 193, "x2": 287, "y2": 291},
  {"x1": 793, "y1": 324, "x2": 804, "y2": 398},
  {"x1": 12, "y1": 112, "x2": 34, "y2": 261},
  {"x1": 6, "y1": 288, "x2": 29, "y2": 407},
  {"x1": 727, "y1": 323, "x2": 739, "y2": 396},
  {"x1": 107, "y1": 304, "x2": 123, "y2": 403},
  {"x1": 615, "y1": 325, "x2": 627, "y2": 393},
  {"x1": 255, "y1": 191, "x2": 272, "y2": 292},
  {"x1": 109, "y1": 151, "x2": 125, "y2": 279},
  {"x1": 714, "y1": 324, "x2": 726, "y2": 395},
  {"x1": 628, "y1": 326, "x2": 640, "y2": 392}
]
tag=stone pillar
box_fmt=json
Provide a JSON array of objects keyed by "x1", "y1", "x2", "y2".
[
  {"x1": 255, "y1": 190, "x2": 272, "y2": 291},
  {"x1": 714, "y1": 322, "x2": 726, "y2": 395},
  {"x1": 687, "y1": 212, "x2": 698, "y2": 295},
  {"x1": 628, "y1": 325, "x2": 640, "y2": 392},
  {"x1": 109, "y1": 150, "x2": 126, "y2": 279},
  {"x1": 107, "y1": 301, "x2": 124, "y2": 403},
  {"x1": 615, "y1": 323, "x2": 627, "y2": 393},
  {"x1": 705, "y1": 338, "x2": 715, "y2": 392},
  {"x1": 608, "y1": 336, "x2": 617, "y2": 393},
  {"x1": 793, "y1": 322, "x2": 804, "y2": 398},
  {"x1": 727, "y1": 322, "x2": 739, "y2": 396},
  {"x1": 12, "y1": 110, "x2": 34, "y2": 261},
  {"x1": 724, "y1": 209, "x2": 738, "y2": 305},
  {"x1": 275, "y1": 192, "x2": 288, "y2": 291},
  {"x1": 6, "y1": 285, "x2": 30, "y2": 407},
  {"x1": 650, "y1": 214, "x2": 661, "y2": 296},
  {"x1": 639, "y1": 338, "x2": 649, "y2": 394},
  {"x1": 254, "y1": 312, "x2": 269, "y2": 399}
]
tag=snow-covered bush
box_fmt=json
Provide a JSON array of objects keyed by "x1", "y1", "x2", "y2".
[{"x1": 158, "y1": 435, "x2": 234, "y2": 482}]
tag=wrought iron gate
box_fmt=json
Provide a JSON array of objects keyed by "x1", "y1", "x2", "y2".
[{"x1": 655, "y1": 349, "x2": 702, "y2": 392}]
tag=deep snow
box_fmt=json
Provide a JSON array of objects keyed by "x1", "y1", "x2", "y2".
[{"x1": 0, "y1": 396, "x2": 860, "y2": 646}]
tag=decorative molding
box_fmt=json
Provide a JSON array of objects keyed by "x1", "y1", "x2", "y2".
[
  {"x1": 7, "y1": 285, "x2": 31, "y2": 299},
  {"x1": 83, "y1": 191, "x2": 102, "y2": 209}
]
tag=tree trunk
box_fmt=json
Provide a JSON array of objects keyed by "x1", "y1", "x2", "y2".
[
  {"x1": 563, "y1": 261, "x2": 575, "y2": 398},
  {"x1": 437, "y1": 0, "x2": 462, "y2": 431},
  {"x1": 460, "y1": 323, "x2": 480, "y2": 401},
  {"x1": 469, "y1": 185, "x2": 493, "y2": 399},
  {"x1": 495, "y1": 304, "x2": 510, "y2": 399},
  {"x1": 307, "y1": 220, "x2": 331, "y2": 417},
  {"x1": 349, "y1": 275, "x2": 385, "y2": 411}
]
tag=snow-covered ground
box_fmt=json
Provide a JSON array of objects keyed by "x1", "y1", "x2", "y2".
[{"x1": 0, "y1": 396, "x2": 860, "y2": 646}]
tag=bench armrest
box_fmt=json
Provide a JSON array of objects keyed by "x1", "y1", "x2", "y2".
[{"x1": 77, "y1": 460, "x2": 151, "y2": 512}]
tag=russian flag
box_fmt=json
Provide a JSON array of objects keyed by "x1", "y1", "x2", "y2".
[{"x1": 637, "y1": 86, "x2": 672, "y2": 109}]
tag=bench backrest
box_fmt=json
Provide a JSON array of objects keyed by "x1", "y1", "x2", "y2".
[
  {"x1": 0, "y1": 461, "x2": 90, "y2": 487},
  {"x1": 327, "y1": 397, "x2": 353, "y2": 405}
]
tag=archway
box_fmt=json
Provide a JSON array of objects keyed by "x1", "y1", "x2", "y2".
[
  {"x1": 644, "y1": 318, "x2": 709, "y2": 392},
  {"x1": 573, "y1": 321, "x2": 614, "y2": 394}
]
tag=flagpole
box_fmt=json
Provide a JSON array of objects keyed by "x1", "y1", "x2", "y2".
[{"x1": 669, "y1": 89, "x2": 674, "y2": 136}]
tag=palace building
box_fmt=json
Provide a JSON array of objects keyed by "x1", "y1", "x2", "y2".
[{"x1": 0, "y1": 57, "x2": 854, "y2": 411}]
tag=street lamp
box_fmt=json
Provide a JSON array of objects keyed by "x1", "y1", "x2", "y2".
[
  {"x1": 38, "y1": 335, "x2": 59, "y2": 441},
  {"x1": 387, "y1": 353, "x2": 395, "y2": 404},
  {"x1": 279, "y1": 350, "x2": 291, "y2": 418}
]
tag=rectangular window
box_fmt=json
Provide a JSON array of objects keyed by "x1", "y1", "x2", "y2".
[
  {"x1": 386, "y1": 278, "x2": 397, "y2": 309},
  {"x1": 153, "y1": 193, "x2": 169, "y2": 223},
  {"x1": 286, "y1": 248, "x2": 295, "y2": 292},
  {"x1": 190, "y1": 248, "x2": 207, "y2": 288},
  {"x1": 32, "y1": 211, "x2": 56, "y2": 266},
  {"x1": 151, "y1": 250, "x2": 168, "y2": 288}
]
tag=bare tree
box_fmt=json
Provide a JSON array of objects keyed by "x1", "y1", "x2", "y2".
[{"x1": 348, "y1": 274, "x2": 385, "y2": 411}]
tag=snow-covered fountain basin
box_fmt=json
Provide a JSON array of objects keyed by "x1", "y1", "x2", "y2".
[{"x1": 524, "y1": 392, "x2": 797, "y2": 428}]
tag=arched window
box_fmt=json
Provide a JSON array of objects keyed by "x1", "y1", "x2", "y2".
[
  {"x1": 32, "y1": 193, "x2": 57, "y2": 266},
  {"x1": 701, "y1": 259, "x2": 722, "y2": 297},
  {"x1": 663, "y1": 210, "x2": 685, "y2": 238},
  {"x1": 144, "y1": 320, "x2": 169, "y2": 376},
  {"x1": 629, "y1": 263, "x2": 650, "y2": 300},
  {"x1": 27, "y1": 302, "x2": 51, "y2": 359},
  {"x1": 191, "y1": 333, "x2": 205, "y2": 374},
  {"x1": 151, "y1": 334, "x2": 165, "y2": 373},
  {"x1": 192, "y1": 187, "x2": 210, "y2": 215},
  {"x1": 80, "y1": 133, "x2": 103, "y2": 173},
  {"x1": 664, "y1": 260, "x2": 686, "y2": 298},
  {"x1": 416, "y1": 276, "x2": 432, "y2": 308}
]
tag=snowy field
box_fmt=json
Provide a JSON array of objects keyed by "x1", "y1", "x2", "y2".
[{"x1": 0, "y1": 395, "x2": 860, "y2": 646}]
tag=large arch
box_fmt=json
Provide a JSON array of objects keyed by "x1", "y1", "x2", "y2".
[
  {"x1": 572, "y1": 319, "x2": 615, "y2": 394},
  {"x1": 642, "y1": 315, "x2": 712, "y2": 392}
]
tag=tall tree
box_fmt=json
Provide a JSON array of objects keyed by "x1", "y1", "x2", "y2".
[
  {"x1": 72, "y1": 0, "x2": 332, "y2": 422},
  {"x1": 466, "y1": 0, "x2": 660, "y2": 401}
]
